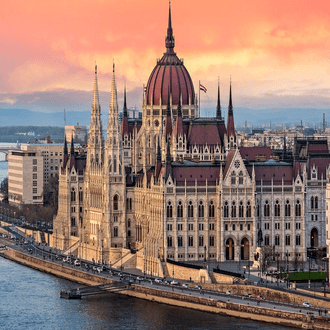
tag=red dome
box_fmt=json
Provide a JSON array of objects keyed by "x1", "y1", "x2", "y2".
[{"x1": 145, "y1": 4, "x2": 195, "y2": 107}]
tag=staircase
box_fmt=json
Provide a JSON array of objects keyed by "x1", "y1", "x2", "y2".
[
  {"x1": 63, "y1": 240, "x2": 80, "y2": 256},
  {"x1": 112, "y1": 251, "x2": 136, "y2": 269}
]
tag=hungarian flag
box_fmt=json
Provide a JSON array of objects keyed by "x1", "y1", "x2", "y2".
[{"x1": 200, "y1": 83, "x2": 207, "y2": 93}]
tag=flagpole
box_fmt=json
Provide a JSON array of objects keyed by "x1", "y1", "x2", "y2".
[{"x1": 198, "y1": 80, "x2": 200, "y2": 118}]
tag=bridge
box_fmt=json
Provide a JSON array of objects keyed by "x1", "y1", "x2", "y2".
[{"x1": 60, "y1": 281, "x2": 129, "y2": 299}]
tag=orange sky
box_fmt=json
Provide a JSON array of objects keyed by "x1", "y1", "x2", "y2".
[{"x1": 1, "y1": 0, "x2": 330, "y2": 114}]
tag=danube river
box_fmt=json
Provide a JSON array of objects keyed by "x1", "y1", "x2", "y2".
[{"x1": 0, "y1": 257, "x2": 292, "y2": 330}]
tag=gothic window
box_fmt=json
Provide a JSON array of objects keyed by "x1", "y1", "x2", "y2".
[
  {"x1": 113, "y1": 195, "x2": 119, "y2": 211},
  {"x1": 167, "y1": 236, "x2": 172, "y2": 247},
  {"x1": 127, "y1": 219, "x2": 131, "y2": 228},
  {"x1": 71, "y1": 217, "x2": 76, "y2": 227},
  {"x1": 71, "y1": 188, "x2": 76, "y2": 202},
  {"x1": 113, "y1": 157, "x2": 117, "y2": 172},
  {"x1": 209, "y1": 236, "x2": 215, "y2": 246},
  {"x1": 177, "y1": 201, "x2": 183, "y2": 218},
  {"x1": 199, "y1": 236, "x2": 204, "y2": 247},
  {"x1": 114, "y1": 227, "x2": 118, "y2": 237},
  {"x1": 285, "y1": 235, "x2": 291, "y2": 246},
  {"x1": 264, "y1": 200, "x2": 270, "y2": 217},
  {"x1": 285, "y1": 200, "x2": 291, "y2": 217},
  {"x1": 209, "y1": 201, "x2": 215, "y2": 218},
  {"x1": 239, "y1": 171, "x2": 243, "y2": 185},
  {"x1": 224, "y1": 201, "x2": 229, "y2": 218},
  {"x1": 178, "y1": 236, "x2": 183, "y2": 247},
  {"x1": 315, "y1": 196, "x2": 318, "y2": 209},
  {"x1": 295, "y1": 200, "x2": 301, "y2": 216},
  {"x1": 257, "y1": 203, "x2": 260, "y2": 217},
  {"x1": 239, "y1": 201, "x2": 244, "y2": 218},
  {"x1": 198, "y1": 201, "x2": 204, "y2": 218},
  {"x1": 274, "y1": 200, "x2": 280, "y2": 217},
  {"x1": 296, "y1": 235, "x2": 301, "y2": 246},
  {"x1": 167, "y1": 201, "x2": 173, "y2": 218},
  {"x1": 246, "y1": 201, "x2": 251, "y2": 218},
  {"x1": 188, "y1": 201, "x2": 194, "y2": 218},
  {"x1": 275, "y1": 235, "x2": 280, "y2": 246},
  {"x1": 232, "y1": 224, "x2": 236, "y2": 231},
  {"x1": 311, "y1": 196, "x2": 314, "y2": 209},
  {"x1": 128, "y1": 230, "x2": 131, "y2": 237},
  {"x1": 264, "y1": 235, "x2": 270, "y2": 246},
  {"x1": 148, "y1": 135, "x2": 151, "y2": 148},
  {"x1": 231, "y1": 201, "x2": 236, "y2": 218},
  {"x1": 231, "y1": 171, "x2": 236, "y2": 185},
  {"x1": 79, "y1": 191, "x2": 83, "y2": 202},
  {"x1": 188, "y1": 236, "x2": 194, "y2": 247}
]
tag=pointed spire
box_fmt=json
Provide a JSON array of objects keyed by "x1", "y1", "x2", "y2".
[
  {"x1": 226, "y1": 77, "x2": 235, "y2": 140},
  {"x1": 121, "y1": 81, "x2": 129, "y2": 136},
  {"x1": 228, "y1": 76, "x2": 233, "y2": 116},
  {"x1": 216, "y1": 77, "x2": 222, "y2": 119},
  {"x1": 165, "y1": 1, "x2": 175, "y2": 53},
  {"x1": 92, "y1": 63, "x2": 100, "y2": 109},
  {"x1": 123, "y1": 81, "x2": 127, "y2": 118},
  {"x1": 62, "y1": 135, "x2": 68, "y2": 168},
  {"x1": 70, "y1": 135, "x2": 74, "y2": 155},
  {"x1": 157, "y1": 138, "x2": 162, "y2": 163}
]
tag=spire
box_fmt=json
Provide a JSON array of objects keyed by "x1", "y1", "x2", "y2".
[
  {"x1": 226, "y1": 77, "x2": 235, "y2": 140},
  {"x1": 165, "y1": 1, "x2": 175, "y2": 53},
  {"x1": 92, "y1": 63, "x2": 100, "y2": 110},
  {"x1": 216, "y1": 78, "x2": 221, "y2": 119},
  {"x1": 70, "y1": 135, "x2": 74, "y2": 155},
  {"x1": 110, "y1": 61, "x2": 118, "y2": 111},
  {"x1": 62, "y1": 135, "x2": 68, "y2": 168},
  {"x1": 228, "y1": 77, "x2": 233, "y2": 116},
  {"x1": 123, "y1": 81, "x2": 127, "y2": 118},
  {"x1": 157, "y1": 138, "x2": 162, "y2": 163},
  {"x1": 121, "y1": 81, "x2": 129, "y2": 136},
  {"x1": 165, "y1": 87, "x2": 172, "y2": 138}
]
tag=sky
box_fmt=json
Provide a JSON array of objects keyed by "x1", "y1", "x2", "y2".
[{"x1": 1, "y1": 0, "x2": 330, "y2": 117}]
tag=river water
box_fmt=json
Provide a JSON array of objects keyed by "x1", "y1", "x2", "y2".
[{"x1": 0, "y1": 257, "x2": 292, "y2": 330}]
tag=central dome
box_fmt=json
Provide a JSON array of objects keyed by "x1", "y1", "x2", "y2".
[{"x1": 145, "y1": 5, "x2": 195, "y2": 107}]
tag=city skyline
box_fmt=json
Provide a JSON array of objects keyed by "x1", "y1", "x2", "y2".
[{"x1": 1, "y1": 0, "x2": 330, "y2": 113}]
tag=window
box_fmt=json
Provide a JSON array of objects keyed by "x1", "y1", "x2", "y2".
[
  {"x1": 240, "y1": 224, "x2": 243, "y2": 230},
  {"x1": 188, "y1": 236, "x2": 194, "y2": 247},
  {"x1": 114, "y1": 227, "x2": 118, "y2": 237},
  {"x1": 209, "y1": 236, "x2": 215, "y2": 246},
  {"x1": 167, "y1": 224, "x2": 172, "y2": 231},
  {"x1": 33, "y1": 181, "x2": 37, "y2": 187},
  {"x1": 295, "y1": 200, "x2": 301, "y2": 216},
  {"x1": 274, "y1": 200, "x2": 280, "y2": 217},
  {"x1": 239, "y1": 201, "x2": 244, "y2": 217},
  {"x1": 232, "y1": 224, "x2": 236, "y2": 231},
  {"x1": 311, "y1": 214, "x2": 314, "y2": 221},
  {"x1": 247, "y1": 224, "x2": 250, "y2": 230},
  {"x1": 79, "y1": 207, "x2": 83, "y2": 213},
  {"x1": 257, "y1": 203, "x2": 260, "y2": 217},
  {"x1": 177, "y1": 201, "x2": 183, "y2": 218},
  {"x1": 264, "y1": 223, "x2": 270, "y2": 230},
  {"x1": 231, "y1": 201, "x2": 236, "y2": 218},
  {"x1": 71, "y1": 188, "x2": 76, "y2": 202},
  {"x1": 264, "y1": 235, "x2": 270, "y2": 246},
  {"x1": 198, "y1": 201, "x2": 204, "y2": 218},
  {"x1": 199, "y1": 236, "x2": 204, "y2": 247},
  {"x1": 71, "y1": 207, "x2": 76, "y2": 213},
  {"x1": 188, "y1": 224, "x2": 194, "y2": 231},
  {"x1": 231, "y1": 171, "x2": 236, "y2": 185},
  {"x1": 33, "y1": 159, "x2": 37, "y2": 165},
  {"x1": 246, "y1": 201, "x2": 251, "y2": 217},
  {"x1": 113, "y1": 216, "x2": 118, "y2": 222},
  {"x1": 315, "y1": 197, "x2": 318, "y2": 209},
  {"x1": 113, "y1": 195, "x2": 119, "y2": 211},
  {"x1": 285, "y1": 235, "x2": 291, "y2": 246},
  {"x1": 33, "y1": 188, "x2": 37, "y2": 194},
  {"x1": 167, "y1": 236, "x2": 172, "y2": 247},
  {"x1": 296, "y1": 235, "x2": 301, "y2": 246},
  {"x1": 239, "y1": 171, "x2": 243, "y2": 185},
  {"x1": 285, "y1": 200, "x2": 290, "y2": 217},
  {"x1": 33, "y1": 173, "x2": 37, "y2": 179},
  {"x1": 79, "y1": 191, "x2": 83, "y2": 202},
  {"x1": 198, "y1": 223, "x2": 204, "y2": 231},
  {"x1": 264, "y1": 201, "x2": 270, "y2": 217},
  {"x1": 177, "y1": 223, "x2": 183, "y2": 231},
  {"x1": 188, "y1": 201, "x2": 194, "y2": 218},
  {"x1": 285, "y1": 223, "x2": 291, "y2": 230},
  {"x1": 224, "y1": 201, "x2": 229, "y2": 218},
  {"x1": 209, "y1": 223, "x2": 215, "y2": 230},
  {"x1": 311, "y1": 196, "x2": 314, "y2": 209},
  {"x1": 296, "y1": 222, "x2": 301, "y2": 230},
  {"x1": 178, "y1": 236, "x2": 183, "y2": 247},
  {"x1": 209, "y1": 201, "x2": 215, "y2": 218},
  {"x1": 225, "y1": 224, "x2": 228, "y2": 231},
  {"x1": 50, "y1": 166, "x2": 53, "y2": 171},
  {"x1": 275, "y1": 223, "x2": 280, "y2": 230},
  {"x1": 33, "y1": 166, "x2": 37, "y2": 172},
  {"x1": 128, "y1": 230, "x2": 131, "y2": 237},
  {"x1": 275, "y1": 235, "x2": 280, "y2": 246},
  {"x1": 315, "y1": 214, "x2": 318, "y2": 221},
  {"x1": 167, "y1": 201, "x2": 173, "y2": 218},
  {"x1": 127, "y1": 219, "x2": 131, "y2": 228}
]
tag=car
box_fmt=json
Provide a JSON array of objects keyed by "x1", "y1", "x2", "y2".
[
  {"x1": 182, "y1": 283, "x2": 190, "y2": 289},
  {"x1": 85, "y1": 264, "x2": 90, "y2": 270},
  {"x1": 171, "y1": 280, "x2": 178, "y2": 285},
  {"x1": 96, "y1": 267, "x2": 102, "y2": 273},
  {"x1": 303, "y1": 302, "x2": 312, "y2": 308},
  {"x1": 137, "y1": 276, "x2": 144, "y2": 281},
  {"x1": 92, "y1": 266, "x2": 98, "y2": 272},
  {"x1": 154, "y1": 278, "x2": 162, "y2": 284},
  {"x1": 245, "y1": 293, "x2": 252, "y2": 298},
  {"x1": 195, "y1": 285, "x2": 202, "y2": 290},
  {"x1": 109, "y1": 270, "x2": 114, "y2": 276},
  {"x1": 74, "y1": 260, "x2": 81, "y2": 267},
  {"x1": 164, "y1": 280, "x2": 171, "y2": 285},
  {"x1": 226, "y1": 290, "x2": 232, "y2": 295},
  {"x1": 101, "y1": 265, "x2": 107, "y2": 271},
  {"x1": 257, "y1": 295, "x2": 265, "y2": 300},
  {"x1": 118, "y1": 272, "x2": 124, "y2": 277}
]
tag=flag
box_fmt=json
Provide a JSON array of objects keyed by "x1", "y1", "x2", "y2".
[{"x1": 199, "y1": 83, "x2": 207, "y2": 93}]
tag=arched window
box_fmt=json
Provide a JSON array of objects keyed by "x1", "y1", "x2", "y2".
[
  {"x1": 209, "y1": 201, "x2": 215, "y2": 218},
  {"x1": 177, "y1": 201, "x2": 183, "y2": 218},
  {"x1": 246, "y1": 201, "x2": 251, "y2": 218},
  {"x1": 311, "y1": 196, "x2": 314, "y2": 209},
  {"x1": 295, "y1": 200, "x2": 301, "y2": 217},
  {"x1": 264, "y1": 235, "x2": 270, "y2": 246},
  {"x1": 198, "y1": 201, "x2": 204, "y2": 218},
  {"x1": 188, "y1": 201, "x2": 194, "y2": 218},
  {"x1": 167, "y1": 236, "x2": 172, "y2": 247},
  {"x1": 127, "y1": 219, "x2": 131, "y2": 228},
  {"x1": 167, "y1": 201, "x2": 173, "y2": 218},
  {"x1": 285, "y1": 200, "x2": 291, "y2": 217},
  {"x1": 71, "y1": 188, "x2": 76, "y2": 202},
  {"x1": 224, "y1": 201, "x2": 229, "y2": 218},
  {"x1": 275, "y1": 235, "x2": 280, "y2": 246},
  {"x1": 231, "y1": 171, "x2": 236, "y2": 185},
  {"x1": 79, "y1": 191, "x2": 83, "y2": 202},
  {"x1": 315, "y1": 196, "x2": 318, "y2": 209},
  {"x1": 285, "y1": 235, "x2": 291, "y2": 246},
  {"x1": 114, "y1": 227, "x2": 118, "y2": 237},
  {"x1": 199, "y1": 236, "x2": 204, "y2": 247},
  {"x1": 128, "y1": 230, "x2": 131, "y2": 237},
  {"x1": 113, "y1": 195, "x2": 119, "y2": 211},
  {"x1": 274, "y1": 200, "x2": 280, "y2": 217},
  {"x1": 257, "y1": 203, "x2": 260, "y2": 217},
  {"x1": 239, "y1": 201, "x2": 244, "y2": 217},
  {"x1": 264, "y1": 201, "x2": 270, "y2": 217},
  {"x1": 239, "y1": 171, "x2": 243, "y2": 185},
  {"x1": 231, "y1": 201, "x2": 236, "y2": 218},
  {"x1": 178, "y1": 236, "x2": 183, "y2": 247}
]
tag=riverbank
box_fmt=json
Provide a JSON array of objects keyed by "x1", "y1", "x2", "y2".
[{"x1": 1, "y1": 247, "x2": 329, "y2": 330}]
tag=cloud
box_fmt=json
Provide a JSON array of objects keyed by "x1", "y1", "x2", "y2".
[{"x1": 0, "y1": 97, "x2": 18, "y2": 105}]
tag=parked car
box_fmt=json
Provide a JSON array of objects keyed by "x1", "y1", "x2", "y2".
[
  {"x1": 118, "y1": 272, "x2": 124, "y2": 277},
  {"x1": 226, "y1": 290, "x2": 232, "y2": 295},
  {"x1": 245, "y1": 293, "x2": 252, "y2": 298},
  {"x1": 96, "y1": 267, "x2": 102, "y2": 273},
  {"x1": 257, "y1": 295, "x2": 265, "y2": 300},
  {"x1": 74, "y1": 259, "x2": 81, "y2": 267},
  {"x1": 101, "y1": 265, "x2": 107, "y2": 271},
  {"x1": 303, "y1": 302, "x2": 312, "y2": 308},
  {"x1": 154, "y1": 278, "x2": 162, "y2": 284},
  {"x1": 182, "y1": 283, "x2": 190, "y2": 289},
  {"x1": 164, "y1": 280, "x2": 171, "y2": 285},
  {"x1": 136, "y1": 276, "x2": 144, "y2": 281},
  {"x1": 195, "y1": 285, "x2": 202, "y2": 290},
  {"x1": 171, "y1": 280, "x2": 178, "y2": 285},
  {"x1": 85, "y1": 264, "x2": 90, "y2": 270}
]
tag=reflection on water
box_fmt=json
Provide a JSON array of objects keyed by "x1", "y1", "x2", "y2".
[{"x1": 0, "y1": 257, "x2": 292, "y2": 330}]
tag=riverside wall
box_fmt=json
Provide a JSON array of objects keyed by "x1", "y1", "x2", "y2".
[{"x1": 1, "y1": 247, "x2": 330, "y2": 330}]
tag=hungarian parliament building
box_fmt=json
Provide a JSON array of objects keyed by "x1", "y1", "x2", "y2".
[{"x1": 53, "y1": 5, "x2": 330, "y2": 274}]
